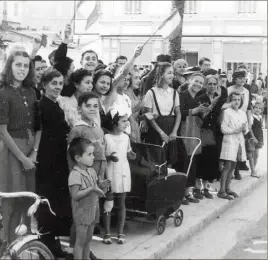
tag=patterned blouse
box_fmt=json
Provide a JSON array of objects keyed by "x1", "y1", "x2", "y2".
[{"x1": 0, "y1": 84, "x2": 40, "y2": 138}]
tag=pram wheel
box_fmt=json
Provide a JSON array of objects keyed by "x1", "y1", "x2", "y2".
[
  {"x1": 174, "y1": 209, "x2": 183, "y2": 227},
  {"x1": 156, "y1": 215, "x2": 166, "y2": 235}
]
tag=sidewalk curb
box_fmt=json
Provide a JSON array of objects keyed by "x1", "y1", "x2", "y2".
[{"x1": 120, "y1": 173, "x2": 267, "y2": 259}]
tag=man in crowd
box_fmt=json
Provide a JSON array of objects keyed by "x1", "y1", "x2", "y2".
[
  {"x1": 199, "y1": 57, "x2": 211, "y2": 74},
  {"x1": 115, "y1": 55, "x2": 128, "y2": 67}
]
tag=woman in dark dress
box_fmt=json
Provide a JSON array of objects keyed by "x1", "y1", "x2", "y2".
[
  {"x1": 179, "y1": 72, "x2": 210, "y2": 204},
  {"x1": 36, "y1": 69, "x2": 71, "y2": 257},
  {"x1": 195, "y1": 75, "x2": 227, "y2": 198}
]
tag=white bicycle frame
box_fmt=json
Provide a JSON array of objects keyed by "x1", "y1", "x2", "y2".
[{"x1": 0, "y1": 192, "x2": 55, "y2": 259}]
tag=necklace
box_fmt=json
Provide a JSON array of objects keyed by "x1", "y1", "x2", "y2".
[{"x1": 10, "y1": 84, "x2": 28, "y2": 107}]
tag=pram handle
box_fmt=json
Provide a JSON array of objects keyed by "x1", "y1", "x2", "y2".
[{"x1": 174, "y1": 136, "x2": 202, "y2": 177}]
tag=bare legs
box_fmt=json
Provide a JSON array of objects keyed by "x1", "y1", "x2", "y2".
[
  {"x1": 249, "y1": 149, "x2": 260, "y2": 177},
  {"x1": 103, "y1": 192, "x2": 127, "y2": 244},
  {"x1": 218, "y1": 160, "x2": 237, "y2": 199},
  {"x1": 74, "y1": 224, "x2": 95, "y2": 260}
]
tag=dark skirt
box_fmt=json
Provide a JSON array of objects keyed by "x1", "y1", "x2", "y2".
[
  {"x1": 145, "y1": 116, "x2": 184, "y2": 166},
  {"x1": 197, "y1": 145, "x2": 219, "y2": 181},
  {"x1": 36, "y1": 137, "x2": 72, "y2": 236}
]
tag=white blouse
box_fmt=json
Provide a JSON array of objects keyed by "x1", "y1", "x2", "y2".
[{"x1": 144, "y1": 87, "x2": 180, "y2": 116}]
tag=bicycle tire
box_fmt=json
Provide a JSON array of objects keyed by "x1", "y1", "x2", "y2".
[{"x1": 13, "y1": 239, "x2": 55, "y2": 259}]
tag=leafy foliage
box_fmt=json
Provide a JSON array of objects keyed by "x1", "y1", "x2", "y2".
[{"x1": 169, "y1": 0, "x2": 185, "y2": 61}]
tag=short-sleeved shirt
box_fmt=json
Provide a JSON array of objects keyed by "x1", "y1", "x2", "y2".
[
  {"x1": 228, "y1": 85, "x2": 251, "y2": 113},
  {"x1": 68, "y1": 120, "x2": 106, "y2": 161},
  {"x1": 0, "y1": 84, "x2": 40, "y2": 138},
  {"x1": 144, "y1": 87, "x2": 180, "y2": 116},
  {"x1": 68, "y1": 165, "x2": 99, "y2": 225}
]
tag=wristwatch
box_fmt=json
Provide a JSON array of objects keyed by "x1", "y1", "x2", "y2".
[{"x1": 33, "y1": 148, "x2": 38, "y2": 152}]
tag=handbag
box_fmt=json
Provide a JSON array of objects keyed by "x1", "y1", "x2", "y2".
[
  {"x1": 200, "y1": 128, "x2": 216, "y2": 147},
  {"x1": 236, "y1": 144, "x2": 243, "y2": 161},
  {"x1": 180, "y1": 113, "x2": 203, "y2": 156},
  {"x1": 245, "y1": 138, "x2": 255, "y2": 153}
]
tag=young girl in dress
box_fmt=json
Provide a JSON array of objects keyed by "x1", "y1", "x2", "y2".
[
  {"x1": 0, "y1": 50, "x2": 41, "y2": 242},
  {"x1": 102, "y1": 106, "x2": 136, "y2": 245},
  {"x1": 219, "y1": 91, "x2": 249, "y2": 200},
  {"x1": 68, "y1": 137, "x2": 105, "y2": 260},
  {"x1": 248, "y1": 101, "x2": 264, "y2": 178}
]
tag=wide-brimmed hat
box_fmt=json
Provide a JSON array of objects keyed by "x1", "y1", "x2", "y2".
[
  {"x1": 151, "y1": 54, "x2": 172, "y2": 64},
  {"x1": 232, "y1": 70, "x2": 246, "y2": 80},
  {"x1": 182, "y1": 66, "x2": 201, "y2": 76}
]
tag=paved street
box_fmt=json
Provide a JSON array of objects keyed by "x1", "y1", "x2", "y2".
[
  {"x1": 164, "y1": 180, "x2": 267, "y2": 259},
  {"x1": 225, "y1": 214, "x2": 267, "y2": 259}
]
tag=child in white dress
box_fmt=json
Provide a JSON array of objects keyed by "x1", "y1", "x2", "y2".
[
  {"x1": 102, "y1": 106, "x2": 136, "y2": 245},
  {"x1": 219, "y1": 91, "x2": 249, "y2": 200}
]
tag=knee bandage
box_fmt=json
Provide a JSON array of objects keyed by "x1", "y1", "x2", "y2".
[{"x1": 104, "y1": 200, "x2": 114, "y2": 213}]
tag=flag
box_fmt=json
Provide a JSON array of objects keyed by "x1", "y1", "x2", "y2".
[
  {"x1": 84, "y1": 1, "x2": 100, "y2": 31},
  {"x1": 76, "y1": 0, "x2": 85, "y2": 9},
  {"x1": 70, "y1": 0, "x2": 85, "y2": 23},
  {"x1": 158, "y1": 9, "x2": 182, "y2": 39}
]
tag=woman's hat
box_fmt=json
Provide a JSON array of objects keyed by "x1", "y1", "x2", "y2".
[
  {"x1": 151, "y1": 54, "x2": 172, "y2": 64},
  {"x1": 232, "y1": 70, "x2": 246, "y2": 80},
  {"x1": 202, "y1": 68, "x2": 218, "y2": 77},
  {"x1": 220, "y1": 72, "x2": 227, "y2": 78},
  {"x1": 182, "y1": 66, "x2": 201, "y2": 76}
]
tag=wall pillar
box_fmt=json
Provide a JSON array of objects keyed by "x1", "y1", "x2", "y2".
[
  {"x1": 261, "y1": 39, "x2": 267, "y2": 75},
  {"x1": 212, "y1": 40, "x2": 223, "y2": 71}
]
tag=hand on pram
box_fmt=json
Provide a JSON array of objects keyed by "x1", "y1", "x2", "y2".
[
  {"x1": 127, "y1": 150, "x2": 136, "y2": 160},
  {"x1": 106, "y1": 152, "x2": 119, "y2": 162}
]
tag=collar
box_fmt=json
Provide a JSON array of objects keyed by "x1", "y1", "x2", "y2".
[
  {"x1": 160, "y1": 87, "x2": 172, "y2": 94},
  {"x1": 74, "y1": 119, "x2": 96, "y2": 128},
  {"x1": 252, "y1": 114, "x2": 262, "y2": 121},
  {"x1": 73, "y1": 165, "x2": 90, "y2": 177}
]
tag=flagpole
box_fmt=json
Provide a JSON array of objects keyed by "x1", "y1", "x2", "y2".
[
  {"x1": 142, "y1": 9, "x2": 178, "y2": 48},
  {"x1": 141, "y1": 28, "x2": 161, "y2": 48},
  {"x1": 70, "y1": 2, "x2": 79, "y2": 24}
]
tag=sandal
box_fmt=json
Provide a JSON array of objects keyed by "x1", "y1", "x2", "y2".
[
  {"x1": 251, "y1": 172, "x2": 260, "y2": 178},
  {"x1": 202, "y1": 189, "x2": 213, "y2": 199},
  {"x1": 217, "y1": 191, "x2": 233, "y2": 200},
  {"x1": 185, "y1": 194, "x2": 199, "y2": 203},
  {"x1": 117, "y1": 234, "x2": 126, "y2": 244},
  {"x1": 102, "y1": 234, "x2": 112, "y2": 245},
  {"x1": 192, "y1": 189, "x2": 204, "y2": 200},
  {"x1": 226, "y1": 189, "x2": 239, "y2": 198}
]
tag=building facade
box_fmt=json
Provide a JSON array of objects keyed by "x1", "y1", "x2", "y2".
[
  {"x1": 90, "y1": 0, "x2": 267, "y2": 76},
  {"x1": 1, "y1": 1, "x2": 267, "y2": 75},
  {"x1": 0, "y1": 1, "x2": 24, "y2": 28}
]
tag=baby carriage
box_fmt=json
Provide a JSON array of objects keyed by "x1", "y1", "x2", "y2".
[{"x1": 126, "y1": 136, "x2": 201, "y2": 235}]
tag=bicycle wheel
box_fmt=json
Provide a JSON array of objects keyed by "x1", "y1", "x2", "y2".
[{"x1": 13, "y1": 239, "x2": 54, "y2": 259}]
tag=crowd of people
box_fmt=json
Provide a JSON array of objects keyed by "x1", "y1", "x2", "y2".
[{"x1": 0, "y1": 24, "x2": 266, "y2": 260}]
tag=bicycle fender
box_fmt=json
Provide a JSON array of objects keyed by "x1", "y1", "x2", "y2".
[{"x1": 8, "y1": 235, "x2": 39, "y2": 253}]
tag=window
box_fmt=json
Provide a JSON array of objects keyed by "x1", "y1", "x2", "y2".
[
  {"x1": 225, "y1": 62, "x2": 261, "y2": 79},
  {"x1": 125, "y1": 0, "x2": 142, "y2": 14},
  {"x1": 14, "y1": 3, "x2": 18, "y2": 16},
  {"x1": 184, "y1": 0, "x2": 197, "y2": 14},
  {"x1": 3, "y1": 1, "x2": 7, "y2": 16},
  {"x1": 238, "y1": 0, "x2": 256, "y2": 14},
  {"x1": 185, "y1": 52, "x2": 198, "y2": 67}
]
